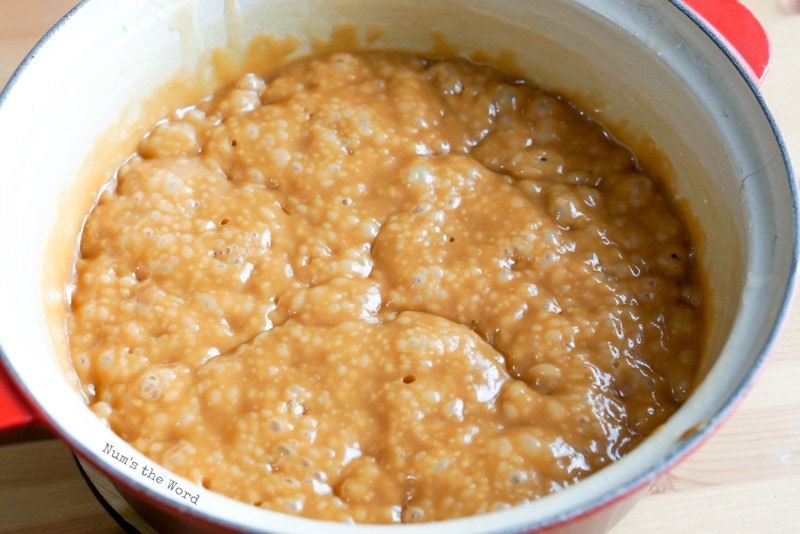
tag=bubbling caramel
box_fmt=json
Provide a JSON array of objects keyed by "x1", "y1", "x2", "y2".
[{"x1": 67, "y1": 51, "x2": 703, "y2": 523}]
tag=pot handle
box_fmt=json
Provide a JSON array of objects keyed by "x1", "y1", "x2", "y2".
[
  {"x1": 682, "y1": 0, "x2": 771, "y2": 83},
  {"x1": 0, "y1": 364, "x2": 46, "y2": 443}
]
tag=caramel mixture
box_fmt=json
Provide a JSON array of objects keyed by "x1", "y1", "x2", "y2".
[{"x1": 67, "y1": 52, "x2": 703, "y2": 523}]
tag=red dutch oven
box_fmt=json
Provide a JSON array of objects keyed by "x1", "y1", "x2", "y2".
[{"x1": 0, "y1": 0, "x2": 796, "y2": 532}]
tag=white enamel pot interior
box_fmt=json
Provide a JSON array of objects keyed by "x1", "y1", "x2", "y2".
[{"x1": 0, "y1": 0, "x2": 796, "y2": 532}]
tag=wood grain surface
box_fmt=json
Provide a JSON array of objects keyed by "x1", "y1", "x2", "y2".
[{"x1": 1, "y1": 1, "x2": 798, "y2": 532}]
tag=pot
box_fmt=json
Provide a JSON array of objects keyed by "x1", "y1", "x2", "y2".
[{"x1": 0, "y1": 1, "x2": 796, "y2": 532}]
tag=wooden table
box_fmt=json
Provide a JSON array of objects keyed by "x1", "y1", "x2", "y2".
[{"x1": 1, "y1": 1, "x2": 798, "y2": 532}]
